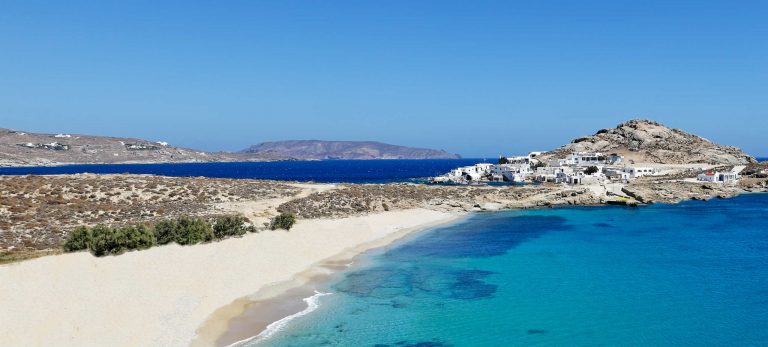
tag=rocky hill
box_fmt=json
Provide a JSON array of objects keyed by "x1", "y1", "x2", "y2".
[
  {"x1": 240, "y1": 140, "x2": 461, "y2": 160},
  {"x1": 541, "y1": 120, "x2": 756, "y2": 165},
  {"x1": 0, "y1": 128, "x2": 247, "y2": 167}
]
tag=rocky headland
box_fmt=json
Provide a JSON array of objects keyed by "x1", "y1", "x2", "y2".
[{"x1": 541, "y1": 119, "x2": 756, "y2": 165}]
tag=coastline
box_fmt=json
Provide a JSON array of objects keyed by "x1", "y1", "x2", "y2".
[
  {"x1": 191, "y1": 212, "x2": 467, "y2": 347},
  {"x1": 0, "y1": 208, "x2": 462, "y2": 347},
  {"x1": 200, "y1": 190, "x2": 768, "y2": 346}
]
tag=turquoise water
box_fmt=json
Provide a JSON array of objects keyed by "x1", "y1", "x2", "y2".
[{"x1": 258, "y1": 194, "x2": 768, "y2": 347}]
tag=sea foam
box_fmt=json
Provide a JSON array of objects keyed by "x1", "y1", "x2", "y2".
[{"x1": 227, "y1": 291, "x2": 332, "y2": 347}]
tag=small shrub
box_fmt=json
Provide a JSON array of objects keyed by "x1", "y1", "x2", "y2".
[
  {"x1": 87, "y1": 224, "x2": 156, "y2": 256},
  {"x1": 88, "y1": 225, "x2": 119, "y2": 256},
  {"x1": 154, "y1": 219, "x2": 178, "y2": 245},
  {"x1": 154, "y1": 216, "x2": 215, "y2": 245},
  {"x1": 174, "y1": 216, "x2": 214, "y2": 245},
  {"x1": 585, "y1": 166, "x2": 599, "y2": 175},
  {"x1": 63, "y1": 226, "x2": 91, "y2": 252},
  {"x1": 213, "y1": 215, "x2": 248, "y2": 239},
  {"x1": 270, "y1": 212, "x2": 296, "y2": 231},
  {"x1": 119, "y1": 224, "x2": 156, "y2": 251}
]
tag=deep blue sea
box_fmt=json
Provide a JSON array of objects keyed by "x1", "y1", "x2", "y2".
[
  {"x1": 0, "y1": 159, "x2": 485, "y2": 183},
  {"x1": 2, "y1": 158, "x2": 763, "y2": 183},
  {"x1": 257, "y1": 194, "x2": 768, "y2": 347}
]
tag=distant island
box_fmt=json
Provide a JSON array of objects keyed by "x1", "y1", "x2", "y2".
[
  {"x1": 0, "y1": 128, "x2": 460, "y2": 167},
  {"x1": 240, "y1": 140, "x2": 461, "y2": 160}
]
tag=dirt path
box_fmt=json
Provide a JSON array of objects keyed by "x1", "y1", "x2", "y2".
[{"x1": 213, "y1": 183, "x2": 339, "y2": 228}]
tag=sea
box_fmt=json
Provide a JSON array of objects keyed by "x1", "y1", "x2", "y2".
[
  {"x1": 0, "y1": 159, "x2": 484, "y2": 183},
  {"x1": 0, "y1": 158, "x2": 764, "y2": 182},
  {"x1": 253, "y1": 194, "x2": 768, "y2": 347}
]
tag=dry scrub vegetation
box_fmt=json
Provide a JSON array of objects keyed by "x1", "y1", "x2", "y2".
[
  {"x1": 5, "y1": 171, "x2": 765, "y2": 264},
  {"x1": 277, "y1": 183, "x2": 561, "y2": 218},
  {"x1": 0, "y1": 174, "x2": 299, "y2": 255}
]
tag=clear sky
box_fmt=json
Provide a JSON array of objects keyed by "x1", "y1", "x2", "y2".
[{"x1": 1, "y1": 1, "x2": 766, "y2": 157}]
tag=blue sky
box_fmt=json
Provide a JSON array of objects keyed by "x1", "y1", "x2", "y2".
[{"x1": 1, "y1": 1, "x2": 766, "y2": 157}]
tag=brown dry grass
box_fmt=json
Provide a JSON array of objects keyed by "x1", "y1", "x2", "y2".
[{"x1": 0, "y1": 174, "x2": 300, "y2": 255}]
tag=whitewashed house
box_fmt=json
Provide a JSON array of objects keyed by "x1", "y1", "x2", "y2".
[
  {"x1": 445, "y1": 163, "x2": 493, "y2": 182},
  {"x1": 604, "y1": 168, "x2": 631, "y2": 181},
  {"x1": 623, "y1": 166, "x2": 658, "y2": 178},
  {"x1": 697, "y1": 170, "x2": 740, "y2": 183},
  {"x1": 552, "y1": 152, "x2": 620, "y2": 167},
  {"x1": 535, "y1": 166, "x2": 573, "y2": 183}
]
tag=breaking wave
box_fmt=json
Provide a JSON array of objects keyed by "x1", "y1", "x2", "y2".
[{"x1": 227, "y1": 291, "x2": 332, "y2": 347}]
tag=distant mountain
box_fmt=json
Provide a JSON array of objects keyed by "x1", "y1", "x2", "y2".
[
  {"x1": 0, "y1": 128, "x2": 248, "y2": 167},
  {"x1": 240, "y1": 140, "x2": 461, "y2": 160},
  {"x1": 0, "y1": 128, "x2": 460, "y2": 167},
  {"x1": 541, "y1": 119, "x2": 756, "y2": 165}
]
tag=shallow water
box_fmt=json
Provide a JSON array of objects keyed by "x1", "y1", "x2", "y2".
[{"x1": 257, "y1": 194, "x2": 768, "y2": 346}]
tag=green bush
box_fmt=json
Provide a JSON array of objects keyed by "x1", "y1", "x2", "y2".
[
  {"x1": 153, "y1": 216, "x2": 213, "y2": 245},
  {"x1": 88, "y1": 225, "x2": 115, "y2": 256},
  {"x1": 63, "y1": 215, "x2": 246, "y2": 257},
  {"x1": 63, "y1": 226, "x2": 91, "y2": 252},
  {"x1": 213, "y1": 215, "x2": 248, "y2": 239},
  {"x1": 270, "y1": 212, "x2": 296, "y2": 231},
  {"x1": 88, "y1": 224, "x2": 156, "y2": 256},
  {"x1": 119, "y1": 224, "x2": 156, "y2": 251},
  {"x1": 585, "y1": 166, "x2": 599, "y2": 175},
  {"x1": 154, "y1": 219, "x2": 179, "y2": 245},
  {"x1": 174, "y1": 216, "x2": 214, "y2": 245}
]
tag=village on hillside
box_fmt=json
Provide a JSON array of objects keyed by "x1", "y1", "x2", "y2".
[{"x1": 431, "y1": 151, "x2": 746, "y2": 186}]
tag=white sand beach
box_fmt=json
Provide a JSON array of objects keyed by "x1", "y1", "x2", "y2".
[{"x1": 0, "y1": 209, "x2": 460, "y2": 347}]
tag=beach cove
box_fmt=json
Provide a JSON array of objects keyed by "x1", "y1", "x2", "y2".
[
  {"x1": 0, "y1": 209, "x2": 461, "y2": 347},
  {"x1": 252, "y1": 194, "x2": 768, "y2": 346}
]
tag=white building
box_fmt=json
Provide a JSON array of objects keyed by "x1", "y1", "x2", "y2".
[
  {"x1": 500, "y1": 151, "x2": 544, "y2": 164},
  {"x1": 493, "y1": 163, "x2": 534, "y2": 182},
  {"x1": 604, "y1": 168, "x2": 631, "y2": 181},
  {"x1": 534, "y1": 166, "x2": 573, "y2": 183},
  {"x1": 566, "y1": 166, "x2": 607, "y2": 185},
  {"x1": 553, "y1": 152, "x2": 624, "y2": 167},
  {"x1": 445, "y1": 163, "x2": 493, "y2": 182},
  {"x1": 697, "y1": 170, "x2": 740, "y2": 183},
  {"x1": 623, "y1": 166, "x2": 658, "y2": 178}
]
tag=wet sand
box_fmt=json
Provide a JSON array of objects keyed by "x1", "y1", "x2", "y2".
[{"x1": 192, "y1": 214, "x2": 467, "y2": 347}]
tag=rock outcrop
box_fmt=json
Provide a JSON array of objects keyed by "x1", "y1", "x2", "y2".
[{"x1": 541, "y1": 119, "x2": 756, "y2": 165}]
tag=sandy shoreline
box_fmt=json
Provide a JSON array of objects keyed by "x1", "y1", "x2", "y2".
[
  {"x1": 193, "y1": 212, "x2": 467, "y2": 347},
  {"x1": 0, "y1": 208, "x2": 462, "y2": 347}
]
